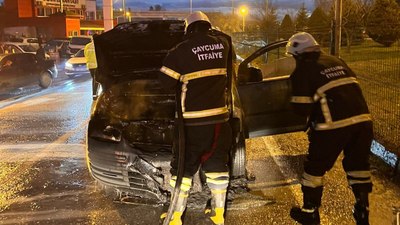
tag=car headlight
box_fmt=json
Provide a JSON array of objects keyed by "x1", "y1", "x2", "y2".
[{"x1": 65, "y1": 62, "x2": 72, "y2": 68}]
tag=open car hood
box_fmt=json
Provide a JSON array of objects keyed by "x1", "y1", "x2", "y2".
[{"x1": 94, "y1": 20, "x2": 185, "y2": 81}]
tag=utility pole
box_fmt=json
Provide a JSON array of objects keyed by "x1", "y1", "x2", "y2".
[
  {"x1": 122, "y1": 0, "x2": 126, "y2": 20},
  {"x1": 333, "y1": 0, "x2": 342, "y2": 56},
  {"x1": 232, "y1": 0, "x2": 234, "y2": 15},
  {"x1": 60, "y1": 0, "x2": 64, "y2": 13}
]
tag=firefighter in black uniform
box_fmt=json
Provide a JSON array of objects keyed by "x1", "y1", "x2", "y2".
[
  {"x1": 286, "y1": 32, "x2": 373, "y2": 225},
  {"x1": 159, "y1": 11, "x2": 233, "y2": 225}
]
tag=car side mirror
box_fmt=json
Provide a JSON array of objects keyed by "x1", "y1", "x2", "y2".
[{"x1": 238, "y1": 66, "x2": 263, "y2": 84}]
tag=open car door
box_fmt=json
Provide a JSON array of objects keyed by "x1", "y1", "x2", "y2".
[{"x1": 236, "y1": 40, "x2": 308, "y2": 138}]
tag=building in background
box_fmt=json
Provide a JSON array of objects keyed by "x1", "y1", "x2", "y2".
[{"x1": 0, "y1": 0, "x2": 102, "y2": 40}]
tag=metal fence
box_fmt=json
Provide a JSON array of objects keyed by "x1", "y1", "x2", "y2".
[
  {"x1": 341, "y1": 39, "x2": 400, "y2": 157},
  {"x1": 231, "y1": 30, "x2": 400, "y2": 157}
]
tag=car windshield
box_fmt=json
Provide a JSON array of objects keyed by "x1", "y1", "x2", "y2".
[
  {"x1": 27, "y1": 38, "x2": 39, "y2": 44},
  {"x1": 75, "y1": 49, "x2": 84, "y2": 57},
  {"x1": 70, "y1": 37, "x2": 91, "y2": 45},
  {"x1": 19, "y1": 44, "x2": 39, "y2": 52}
]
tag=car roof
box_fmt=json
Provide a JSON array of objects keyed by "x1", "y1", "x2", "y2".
[{"x1": 0, "y1": 52, "x2": 35, "y2": 58}]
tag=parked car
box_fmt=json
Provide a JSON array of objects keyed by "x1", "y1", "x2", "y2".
[
  {"x1": 86, "y1": 20, "x2": 307, "y2": 204},
  {"x1": 0, "y1": 42, "x2": 50, "y2": 59},
  {"x1": 67, "y1": 36, "x2": 91, "y2": 56},
  {"x1": 7, "y1": 37, "x2": 39, "y2": 48},
  {"x1": 0, "y1": 53, "x2": 58, "y2": 93},
  {"x1": 64, "y1": 49, "x2": 89, "y2": 78}
]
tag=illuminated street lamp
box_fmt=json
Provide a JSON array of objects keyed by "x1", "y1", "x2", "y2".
[{"x1": 239, "y1": 5, "x2": 248, "y2": 32}]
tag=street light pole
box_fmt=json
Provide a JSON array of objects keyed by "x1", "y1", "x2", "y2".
[
  {"x1": 232, "y1": 0, "x2": 234, "y2": 15},
  {"x1": 239, "y1": 6, "x2": 248, "y2": 32},
  {"x1": 242, "y1": 16, "x2": 245, "y2": 32}
]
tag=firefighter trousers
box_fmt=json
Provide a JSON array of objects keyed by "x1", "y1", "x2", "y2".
[
  {"x1": 301, "y1": 121, "x2": 373, "y2": 207},
  {"x1": 170, "y1": 121, "x2": 232, "y2": 178}
]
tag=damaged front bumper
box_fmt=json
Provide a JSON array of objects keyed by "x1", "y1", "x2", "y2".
[{"x1": 87, "y1": 135, "x2": 173, "y2": 204}]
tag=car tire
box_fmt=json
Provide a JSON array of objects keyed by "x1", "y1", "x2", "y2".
[
  {"x1": 39, "y1": 71, "x2": 53, "y2": 88},
  {"x1": 231, "y1": 132, "x2": 246, "y2": 178}
]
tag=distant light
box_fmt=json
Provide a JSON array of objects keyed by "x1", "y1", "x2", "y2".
[{"x1": 239, "y1": 5, "x2": 248, "y2": 16}]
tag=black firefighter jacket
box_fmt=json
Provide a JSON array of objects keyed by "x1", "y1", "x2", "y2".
[
  {"x1": 290, "y1": 52, "x2": 372, "y2": 131},
  {"x1": 160, "y1": 30, "x2": 231, "y2": 126}
]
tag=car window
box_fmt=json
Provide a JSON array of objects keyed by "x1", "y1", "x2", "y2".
[
  {"x1": 18, "y1": 44, "x2": 39, "y2": 52},
  {"x1": 13, "y1": 54, "x2": 36, "y2": 67},
  {"x1": 75, "y1": 49, "x2": 85, "y2": 57},
  {"x1": 8, "y1": 37, "x2": 24, "y2": 43},
  {"x1": 70, "y1": 37, "x2": 91, "y2": 45},
  {"x1": 252, "y1": 45, "x2": 295, "y2": 79},
  {"x1": 3, "y1": 44, "x2": 22, "y2": 54},
  {"x1": 27, "y1": 38, "x2": 39, "y2": 44},
  {"x1": 0, "y1": 55, "x2": 16, "y2": 69}
]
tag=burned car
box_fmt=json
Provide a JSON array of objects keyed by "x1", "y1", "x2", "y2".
[{"x1": 86, "y1": 19, "x2": 306, "y2": 203}]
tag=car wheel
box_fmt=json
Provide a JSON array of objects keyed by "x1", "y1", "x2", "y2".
[
  {"x1": 39, "y1": 71, "x2": 53, "y2": 88},
  {"x1": 231, "y1": 132, "x2": 246, "y2": 178}
]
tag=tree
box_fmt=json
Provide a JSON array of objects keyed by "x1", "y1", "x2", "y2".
[
  {"x1": 149, "y1": 4, "x2": 164, "y2": 11},
  {"x1": 340, "y1": 0, "x2": 371, "y2": 50},
  {"x1": 308, "y1": 7, "x2": 330, "y2": 46},
  {"x1": 295, "y1": 3, "x2": 309, "y2": 31},
  {"x1": 207, "y1": 12, "x2": 241, "y2": 34},
  {"x1": 366, "y1": 0, "x2": 400, "y2": 46},
  {"x1": 279, "y1": 14, "x2": 295, "y2": 40},
  {"x1": 252, "y1": 0, "x2": 279, "y2": 41},
  {"x1": 314, "y1": 0, "x2": 334, "y2": 11}
]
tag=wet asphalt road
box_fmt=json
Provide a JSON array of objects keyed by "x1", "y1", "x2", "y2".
[{"x1": 0, "y1": 66, "x2": 400, "y2": 225}]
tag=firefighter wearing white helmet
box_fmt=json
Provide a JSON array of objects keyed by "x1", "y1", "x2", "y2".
[
  {"x1": 285, "y1": 32, "x2": 320, "y2": 56},
  {"x1": 159, "y1": 11, "x2": 235, "y2": 225},
  {"x1": 287, "y1": 32, "x2": 373, "y2": 225}
]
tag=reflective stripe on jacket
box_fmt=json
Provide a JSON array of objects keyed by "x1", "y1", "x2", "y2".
[
  {"x1": 160, "y1": 31, "x2": 232, "y2": 126},
  {"x1": 290, "y1": 52, "x2": 371, "y2": 130}
]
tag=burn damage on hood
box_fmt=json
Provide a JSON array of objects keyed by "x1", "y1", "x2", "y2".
[{"x1": 89, "y1": 20, "x2": 185, "y2": 145}]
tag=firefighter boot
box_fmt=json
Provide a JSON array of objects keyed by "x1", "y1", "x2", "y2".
[
  {"x1": 159, "y1": 190, "x2": 189, "y2": 225},
  {"x1": 205, "y1": 188, "x2": 227, "y2": 225},
  {"x1": 204, "y1": 172, "x2": 229, "y2": 225},
  {"x1": 353, "y1": 192, "x2": 370, "y2": 225},
  {"x1": 290, "y1": 190, "x2": 321, "y2": 224},
  {"x1": 290, "y1": 203, "x2": 320, "y2": 225},
  {"x1": 160, "y1": 177, "x2": 192, "y2": 225}
]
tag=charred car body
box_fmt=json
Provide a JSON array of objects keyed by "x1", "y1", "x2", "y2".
[{"x1": 86, "y1": 19, "x2": 306, "y2": 203}]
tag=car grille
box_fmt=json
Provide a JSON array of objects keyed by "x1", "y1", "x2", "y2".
[{"x1": 87, "y1": 138, "x2": 171, "y2": 203}]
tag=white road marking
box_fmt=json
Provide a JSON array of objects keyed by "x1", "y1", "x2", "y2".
[
  {"x1": 261, "y1": 136, "x2": 303, "y2": 205},
  {"x1": 0, "y1": 144, "x2": 86, "y2": 162}
]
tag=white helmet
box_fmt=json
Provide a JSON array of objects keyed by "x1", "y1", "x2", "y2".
[
  {"x1": 185, "y1": 11, "x2": 211, "y2": 33},
  {"x1": 286, "y1": 32, "x2": 320, "y2": 56}
]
